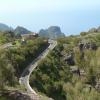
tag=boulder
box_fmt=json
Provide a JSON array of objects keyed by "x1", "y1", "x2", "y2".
[{"x1": 64, "y1": 53, "x2": 75, "y2": 65}]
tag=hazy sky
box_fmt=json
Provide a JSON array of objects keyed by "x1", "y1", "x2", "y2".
[{"x1": 0, "y1": 0, "x2": 100, "y2": 35}]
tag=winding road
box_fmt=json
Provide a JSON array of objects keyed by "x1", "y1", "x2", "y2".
[
  {"x1": 19, "y1": 40, "x2": 57, "y2": 95},
  {"x1": 0, "y1": 43, "x2": 12, "y2": 49}
]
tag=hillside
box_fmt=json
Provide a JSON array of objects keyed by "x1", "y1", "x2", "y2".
[
  {"x1": 39, "y1": 26, "x2": 65, "y2": 39},
  {"x1": 0, "y1": 26, "x2": 100, "y2": 100},
  {"x1": 30, "y1": 29, "x2": 100, "y2": 100},
  {"x1": 0, "y1": 33, "x2": 49, "y2": 100}
]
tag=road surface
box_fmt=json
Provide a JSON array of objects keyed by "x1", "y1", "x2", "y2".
[
  {"x1": 19, "y1": 40, "x2": 57, "y2": 95},
  {"x1": 0, "y1": 43, "x2": 13, "y2": 49}
]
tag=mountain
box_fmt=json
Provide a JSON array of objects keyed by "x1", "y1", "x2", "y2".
[
  {"x1": 88, "y1": 26, "x2": 100, "y2": 33},
  {"x1": 97, "y1": 26, "x2": 100, "y2": 32},
  {"x1": 0, "y1": 23, "x2": 31, "y2": 35},
  {"x1": 0, "y1": 23, "x2": 13, "y2": 32},
  {"x1": 14, "y1": 26, "x2": 31, "y2": 35},
  {"x1": 0, "y1": 23, "x2": 65, "y2": 38},
  {"x1": 39, "y1": 26, "x2": 65, "y2": 39}
]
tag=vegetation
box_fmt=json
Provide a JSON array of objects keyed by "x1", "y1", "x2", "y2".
[
  {"x1": 0, "y1": 36, "x2": 48, "y2": 91},
  {"x1": 30, "y1": 33, "x2": 100, "y2": 100},
  {"x1": 30, "y1": 44, "x2": 72, "y2": 100},
  {"x1": 0, "y1": 27, "x2": 100, "y2": 100},
  {"x1": 0, "y1": 31, "x2": 15, "y2": 44}
]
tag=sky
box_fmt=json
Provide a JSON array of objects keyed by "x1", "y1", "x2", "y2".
[{"x1": 0, "y1": 0, "x2": 100, "y2": 35}]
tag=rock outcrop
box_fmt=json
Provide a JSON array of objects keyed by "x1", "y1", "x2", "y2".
[
  {"x1": 64, "y1": 53, "x2": 75, "y2": 65},
  {"x1": 0, "y1": 90, "x2": 40, "y2": 100},
  {"x1": 39, "y1": 26, "x2": 65, "y2": 39}
]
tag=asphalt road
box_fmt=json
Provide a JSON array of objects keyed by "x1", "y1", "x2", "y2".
[{"x1": 19, "y1": 40, "x2": 57, "y2": 95}]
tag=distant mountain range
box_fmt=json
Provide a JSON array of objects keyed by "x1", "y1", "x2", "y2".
[
  {"x1": 39, "y1": 26, "x2": 65, "y2": 39},
  {"x1": 14, "y1": 26, "x2": 31, "y2": 35},
  {"x1": 0, "y1": 23, "x2": 13, "y2": 32},
  {"x1": 0, "y1": 23, "x2": 65, "y2": 38},
  {"x1": 0, "y1": 23, "x2": 31, "y2": 35}
]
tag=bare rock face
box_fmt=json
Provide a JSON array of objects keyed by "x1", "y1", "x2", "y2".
[
  {"x1": 78, "y1": 42, "x2": 98, "y2": 60},
  {"x1": 9, "y1": 92, "x2": 31, "y2": 100},
  {"x1": 90, "y1": 43, "x2": 98, "y2": 50},
  {"x1": 0, "y1": 90, "x2": 53, "y2": 100},
  {"x1": 0, "y1": 90, "x2": 40, "y2": 100},
  {"x1": 9, "y1": 91, "x2": 40, "y2": 100},
  {"x1": 79, "y1": 42, "x2": 98, "y2": 51},
  {"x1": 64, "y1": 53, "x2": 75, "y2": 65},
  {"x1": 79, "y1": 42, "x2": 84, "y2": 51},
  {"x1": 95, "y1": 79, "x2": 100, "y2": 92}
]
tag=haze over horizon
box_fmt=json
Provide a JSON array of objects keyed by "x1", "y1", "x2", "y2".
[{"x1": 0, "y1": 0, "x2": 100, "y2": 35}]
